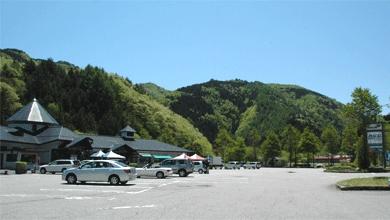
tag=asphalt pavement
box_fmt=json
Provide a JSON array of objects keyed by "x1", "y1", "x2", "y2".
[{"x1": 0, "y1": 168, "x2": 389, "y2": 220}]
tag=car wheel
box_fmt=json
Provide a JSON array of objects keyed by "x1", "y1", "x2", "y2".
[
  {"x1": 66, "y1": 174, "x2": 77, "y2": 184},
  {"x1": 178, "y1": 169, "x2": 187, "y2": 177},
  {"x1": 198, "y1": 169, "x2": 204, "y2": 174},
  {"x1": 120, "y1": 181, "x2": 128, "y2": 185},
  {"x1": 156, "y1": 171, "x2": 164, "y2": 179},
  {"x1": 109, "y1": 175, "x2": 120, "y2": 185},
  {"x1": 40, "y1": 168, "x2": 46, "y2": 174},
  {"x1": 51, "y1": 172, "x2": 55, "y2": 174}
]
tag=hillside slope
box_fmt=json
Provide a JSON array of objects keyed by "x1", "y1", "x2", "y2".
[
  {"x1": 0, "y1": 49, "x2": 212, "y2": 155},
  {"x1": 138, "y1": 80, "x2": 344, "y2": 145}
]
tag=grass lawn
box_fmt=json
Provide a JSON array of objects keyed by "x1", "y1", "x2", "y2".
[
  {"x1": 325, "y1": 165, "x2": 358, "y2": 173},
  {"x1": 337, "y1": 177, "x2": 390, "y2": 187}
]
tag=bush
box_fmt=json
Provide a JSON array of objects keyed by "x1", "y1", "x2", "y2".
[
  {"x1": 128, "y1": 163, "x2": 140, "y2": 168},
  {"x1": 15, "y1": 161, "x2": 27, "y2": 174}
]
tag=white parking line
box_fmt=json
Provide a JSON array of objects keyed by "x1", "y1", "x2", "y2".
[
  {"x1": 111, "y1": 204, "x2": 156, "y2": 210},
  {"x1": 40, "y1": 187, "x2": 154, "y2": 194},
  {"x1": 0, "y1": 194, "x2": 115, "y2": 200}
]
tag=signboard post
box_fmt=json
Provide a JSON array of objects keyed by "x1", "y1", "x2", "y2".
[{"x1": 367, "y1": 123, "x2": 385, "y2": 168}]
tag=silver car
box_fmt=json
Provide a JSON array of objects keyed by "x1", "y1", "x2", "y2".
[
  {"x1": 40, "y1": 159, "x2": 80, "y2": 174},
  {"x1": 62, "y1": 160, "x2": 136, "y2": 185},
  {"x1": 243, "y1": 162, "x2": 261, "y2": 169},
  {"x1": 224, "y1": 161, "x2": 240, "y2": 169},
  {"x1": 136, "y1": 164, "x2": 173, "y2": 179}
]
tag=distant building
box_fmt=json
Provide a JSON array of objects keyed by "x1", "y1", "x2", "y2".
[
  {"x1": 0, "y1": 99, "x2": 192, "y2": 169},
  {"x1": 314, "y1": 155, "x2": 352, "y2": 164}
]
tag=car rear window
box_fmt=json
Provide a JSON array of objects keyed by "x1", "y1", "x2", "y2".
[{"x1": 114, "y1": 161, "x2": 129, "y2": 167}]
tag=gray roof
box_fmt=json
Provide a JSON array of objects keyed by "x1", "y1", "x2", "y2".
[
  {"x1": 128, "y1": 139, "x2": 193, "y2": 153},
  {"x1": 120, "y1": 125, "x2": 136, "y2": 133},
  {"x1": 7, "y1": 99, "x2": 59, "y2": 125},
  {"x1": 0, "y1": 125, "x2": 76, "y2": 145},
  {"x1": 67, "y1": 134, "x2": 192, "y2": 153}
]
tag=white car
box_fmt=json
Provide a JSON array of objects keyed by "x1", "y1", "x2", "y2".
[
  {"x1": 193, "y1": 161, "x2": 206, "y2": 174},
  {"x1": 62, "y1": 160, "x2": 136, "y2": 185},
  {"x1": 243, "y1": 162, "x2": 261, "y2": 169},
  {"x1": 39, "y1": 159, "x2": 80, "y2": 174},
  {"x1": 225, "y1": 161, "x2": 240, "y2": 169},
  {"x1": 136, "y1": 164, "x2": 173, "y2": 178}
]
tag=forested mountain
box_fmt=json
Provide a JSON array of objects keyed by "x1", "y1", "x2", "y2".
[
  {"x1": 1, "y1": 48, "x2": 345, "y2": 159},
  {"x1": 137, "y1": 80, "x2": 344, "y2": 146},
  {"x1": 0, "y1": 49, "x2": 212, "y2": 155}
]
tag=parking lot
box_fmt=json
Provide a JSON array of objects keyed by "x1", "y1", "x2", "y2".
[{"x1": 1, "y1": 168, "x2": 390, "y2": 220}]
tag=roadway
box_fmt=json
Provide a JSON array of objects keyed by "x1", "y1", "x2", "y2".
[{"x1": 1, "y1": 168, "x2": 389, "y2": 220}]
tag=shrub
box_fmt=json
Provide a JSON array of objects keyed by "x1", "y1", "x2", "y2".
[
  {"x1": 128, "y1": 163, "x2": 140, "y2": 168},
  {"x1": 15, "y1": 161, "x2": 27, "y2": 174}
]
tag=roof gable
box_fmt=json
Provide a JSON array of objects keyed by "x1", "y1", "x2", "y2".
[
  {"x1": 120, "y1": 125, "x2": 136, "y2": 133},
  {"x1": 6, "y1": 98, "x2": 59, "y2": 125},
  {"x1": 0, "y1": 125, "x2": 76, "y2": 145}
]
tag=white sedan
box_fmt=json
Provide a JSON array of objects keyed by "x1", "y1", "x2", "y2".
[
  {"x1": 136, "y1": 164, "x2": 173, "y2": 179},
  {"x1": 62, "y1": 160, "x2": 137, "y2": 185}
]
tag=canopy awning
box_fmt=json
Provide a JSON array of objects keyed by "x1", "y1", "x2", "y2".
[
  {"x1": 189, "y1": 154, "x2": 205, "y2": 161},
  {"x1": 139, "y1": 153, "x2": 152, "y2": 157},
  {"x1": 90, "y1": 150, "x2": 105, "y2": 158},
  {"x1": 152, "y1": 154, "x2": 172, "y2": 159},
  {"x1": 173, "y1": 153, "x2": 190, "y2": 160},
  {"x1": 104, "y1": 151, "x2": 125, "y2": 159}
]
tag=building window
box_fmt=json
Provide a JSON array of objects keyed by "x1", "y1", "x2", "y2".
[{"x1": 6, "y1": 154, "x2": 17, "y2": 162}]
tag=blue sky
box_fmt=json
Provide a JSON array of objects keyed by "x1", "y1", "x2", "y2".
[{"x1": 1, "y1": 0, "x2": 389, "y2": 113}]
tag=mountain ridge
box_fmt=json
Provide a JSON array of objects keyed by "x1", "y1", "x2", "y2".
[{"x1": 1, "y1": 48, "x2": 345, "y2": 156}]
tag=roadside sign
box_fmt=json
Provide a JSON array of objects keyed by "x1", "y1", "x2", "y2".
[
  {"x1": 367, "y1": 124, "x2": 383, "y2": 150},
  {"x1": 367, "y1": 123, "x2": 382, "y2": 131}
]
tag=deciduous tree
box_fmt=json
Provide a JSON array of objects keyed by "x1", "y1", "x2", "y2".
[
  {"x1": 299, "y1": 128, "x2": 320, "y2": 166},
  {"x1": 281, "y1": 125, "x2": 300, "y2": 167},
  {"x1": 321, "y1": 125, "x2": 340, "y2": 165},
  {"x1": 261, "y1": 132, "x2": 281, "y2": 167},
  {"x1": 343, "y1": 88, "x2": 381, "y2": 169}
]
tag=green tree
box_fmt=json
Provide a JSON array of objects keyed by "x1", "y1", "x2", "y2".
[
  {"x1": 246, "y1": 128, "x2": 261, "y2": 161},
  {"x1": 341, "y1": 124, "x2": 358, "y2": 160},
  {"x1": 214, "y1": 128, "x2": 235, "y2": 157},
  {"x1": 260, "y1": 132, "x2": 281, "y2": 167},
  {"x1": 225, "y1": 137, "x2": 247, "y2": 161},
  {"x1": 0, "y1": 82, "x2": 22, "y2": 124},
  {"x1": 299, "y1": 128, "x2": 320, "y2": 166},
  {"x1": 281, "y1": 125, "x2": 300, "y2": 167},
  {"x1": 343, "y1": 88, "x2": 381, "y2": 169},
  {"x1": 321, "y1": 125, "x2": 340, "y2": 165}
]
